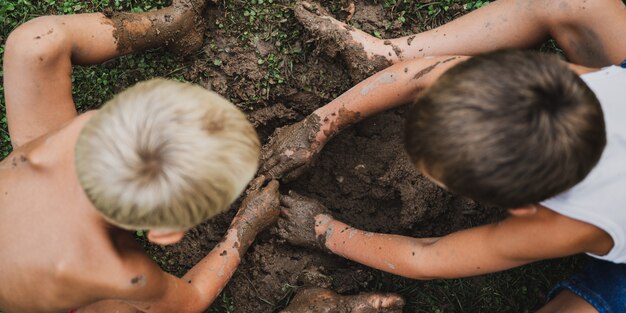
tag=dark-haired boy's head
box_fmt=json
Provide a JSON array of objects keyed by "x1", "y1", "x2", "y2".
[{"x1": 404, "y1": 50, "x2": 606, "y2": 208}]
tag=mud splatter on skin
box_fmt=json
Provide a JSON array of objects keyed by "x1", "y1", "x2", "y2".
[
  {"x1": 360, "y1": 72, "x2": 397, "y2": 96},
  {"x1": 282, "y1": 287, "x2": 405, "y2": 313},
  {"x1": 33, "y1": 28, "x2": 54, "y2": 40},
  {"x1": 323, "y1": 107, "x2": 362, "y2": 139},
  {"x1": 230, "y1": 177, "x2": 280, "y2": 256},
  {"x1": 406, "y1": 35, "x2": 416, "y2": 46},
  {"x1": 381, "y1": 41, "x2": 403, "y2": 59},
  {"x1": 261, "y1": 114, "x2": 323, "y2": 181},
  {"x1": 108, "y1": 0, "x2": 207, "y2": 55},
  {"x1": 130, "y1": 275, "x2": 146, "y2": 287},
  {"x1": 413, "y1": 61, "x2": 441, "y2": 80},
  {"x1": 442, "y1": 56, "x2": 459, "y2": 64},
  {"x1": 293, "y1": 2, "x2": 391, "y2": 82}
]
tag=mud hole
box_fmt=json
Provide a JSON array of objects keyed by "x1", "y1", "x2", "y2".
[{"x1": 140, "y1": 1, "x2": 577, "y2": 312}]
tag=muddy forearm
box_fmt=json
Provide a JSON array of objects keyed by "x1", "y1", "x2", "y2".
[
  {"x1": 312, "y1": 56, "x2": 468, "y2": 142},
  {"x1": 180, "y1": 228, "x2": 244, "y2": 307},
  {"x1": 316, "y1": 218, "x2": 444, "y2": 280},
  {"x1": 181, "y1": 221, "x2": 260, "y2": 307}
]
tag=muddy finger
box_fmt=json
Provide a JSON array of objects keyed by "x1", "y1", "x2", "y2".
[
  {"x1": 260, "y1": 153, "x2": 280, "y2": 174},
  {"x1": 279, "y1": 206, "x2": 294, "y2": 218},
  {"x1": 267, "y1": 159, "x2": 299, "y2": 180},
  {"x1": 300, "y1": 1, "x2": 314, "y2": 12},
  {"x1": 280, "y1": 194, "x2": 300, "y2": 207},
  {"x1": 282, "y1": 164, "x2": 309, "y2": 182},
  {"x1": 247, "y1": 175, "x2": 267, "y2": 192},
  {"x1": 276, "y1": 217, "x2": 293, "y2": 238},
  {"x1": 260, "y1": 179, "x2": 280, "y2": 196}
]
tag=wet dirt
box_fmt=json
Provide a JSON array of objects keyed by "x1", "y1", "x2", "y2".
[
  {"x1": 135, "y1": 1, "x2": 575, "y2": 312},
  {"x1": 293, "y1": 2, "x2": 391, "y2": 83},
  {"x1": 260, "y1": 114, "x2": 323, "y2": 181}
]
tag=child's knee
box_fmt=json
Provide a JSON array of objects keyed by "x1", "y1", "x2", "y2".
[{"x1": 4, "y1": 16, "x2": 71, "y2": 67}]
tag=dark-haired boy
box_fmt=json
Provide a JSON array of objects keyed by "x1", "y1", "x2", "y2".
[{"x1": 263, "y1": 0, "x2": 626, "y2": 311}]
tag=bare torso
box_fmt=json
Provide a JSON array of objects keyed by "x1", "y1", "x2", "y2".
[{"x1": 0, "y1": 113, "x2": 150, "y2": 312}]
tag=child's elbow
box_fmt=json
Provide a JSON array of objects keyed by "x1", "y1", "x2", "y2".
[{"x1": 5, "y1": 16, "x2": 70, "y2": 68}]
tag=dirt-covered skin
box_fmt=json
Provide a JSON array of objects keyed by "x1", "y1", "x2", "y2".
[
  {"x1": 260, "y1": 114, "x2": 324, "y2": 181},
  {"x1": 322, "y1": 107, "x2": 362, "y2": 139},
  {"x1": 278, "y1": 191, "x2": 333, "y2": 250},
  {"x1": 107, "y1": 0, "x2": 208, "y2": 55},
  {"x1": 261, "y1": 107, "x2": 363, "y2": 182},
  {"x1": 293, "y1": 1, "x2": 391, "y2": 82},
  {"x1": 281, "y1": 287, "x2": 405, "y2": 313},
  {"x1": 230, "y1": 176, "x2": 281, "y2": 255}
]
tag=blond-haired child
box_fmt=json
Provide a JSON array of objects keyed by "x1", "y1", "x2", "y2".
[{"x1": 0, "y1": 1, "x2": 278, "y2": 312}]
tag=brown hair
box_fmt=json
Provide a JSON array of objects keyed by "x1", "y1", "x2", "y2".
[{"x1": 405, "y1": 50, "x2": 605, "y2": 208}]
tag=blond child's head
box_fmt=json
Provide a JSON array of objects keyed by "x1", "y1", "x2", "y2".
[{"x1": 75, "y1": 78, "x2": 259, "y2": 230}]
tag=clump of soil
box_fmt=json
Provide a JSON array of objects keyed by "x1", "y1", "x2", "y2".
[{"x1": 292, "y1": 2, "x2": 391, "y2": 82}]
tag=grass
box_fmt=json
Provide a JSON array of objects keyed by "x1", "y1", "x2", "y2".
[{"x1": 0, "y1": 0, "x2": 582, "y2": 312}]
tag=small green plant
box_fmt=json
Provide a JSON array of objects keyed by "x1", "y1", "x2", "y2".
[{"x1": 463, "y1": 0, "x2": 490, "y2": 10}]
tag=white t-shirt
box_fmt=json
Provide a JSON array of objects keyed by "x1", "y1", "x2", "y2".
[{"x1": 541, "y1": 65, "x2": 626, "y2": 263}]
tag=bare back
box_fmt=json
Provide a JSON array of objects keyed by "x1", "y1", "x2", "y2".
[{"x1": 0, "y1": 114, "x2": 156, "y2": 312}]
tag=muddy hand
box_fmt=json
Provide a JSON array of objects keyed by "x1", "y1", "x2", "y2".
[
  {"x1": 260, "y1": 114, "x2": 324, "y2": 182},
  {"x1": 232, "y1": 176, "x2": 281, "y2": 235},
  {"x1": 277, "y1": 191, "x2": 333, "y2": 250},
  {"x1": 281, "y1": 287, "x2": 405, "y2": 313}
]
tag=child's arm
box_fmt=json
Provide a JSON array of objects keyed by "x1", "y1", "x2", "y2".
[
  {"x1": 3, "y1": 14, "x2": 124, "y2": 148},
  {"x1": 89, "y1": 177, "x2": 280, "y2": 313},
  {"x1": 4, "y1": 4, "x2": 203, "y2": 148},
  {"x1": 261, "y1": 56, "x2": 468, "y2": 181},
  {"x1": 278, "y1": 192, "x2": 613, "y2": 280}
]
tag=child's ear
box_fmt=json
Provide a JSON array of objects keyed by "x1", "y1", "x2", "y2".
[
  {"x1": 147, "y1": 230, "x2": 185, "y2": 245},
  {"x1": 508, "y1": 205, "x2": 538, "y2": 217}
]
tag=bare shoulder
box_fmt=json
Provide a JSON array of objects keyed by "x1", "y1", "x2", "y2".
[
  {"x1": 536, "y1": 204, "x2": 614, "y2": 256},
  {"x1": 484, "y1": 205, "x2": 613, "y2": 263}
]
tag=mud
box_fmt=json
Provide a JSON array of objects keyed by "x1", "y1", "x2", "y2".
[
  {"x1": 230, "y1": 177, "x2": 280, "y2": 255},
  {"x1": 412, "y1": 61, "x2": 441, "y2": 80},
  {"x1": 260, "y1": 114, "x2": 323, "y2": 181},
  {"x1": 293, "y1": 2, "x2": 391, "y2": 82},
  {"x1": 323, "y1": 107, "x2": 361, "y2": 138},
  {"x1": 277, "y1": 191, "x2": 332, "y2": 250},
  {"x1": 109, "y1": 0, "x2": 207, "y2": 55},
  {"x1": 134, "y1": 1, "x2": 574, "y2": 312}
]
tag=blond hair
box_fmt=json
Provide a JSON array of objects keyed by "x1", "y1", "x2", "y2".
[{"x1": 75, "y1": 78, "x2": 260, "y2": 230}]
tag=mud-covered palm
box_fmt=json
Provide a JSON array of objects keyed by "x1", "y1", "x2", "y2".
[
  {"x1": 260, "y1": 114, "x2": 325, "y2": 182},
  {"x1": 277, "y1": 191, "x2": 333, "y2": 250},
  {"x1": 232, "y1": 176, "x2": 281, "y2": 237}
]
